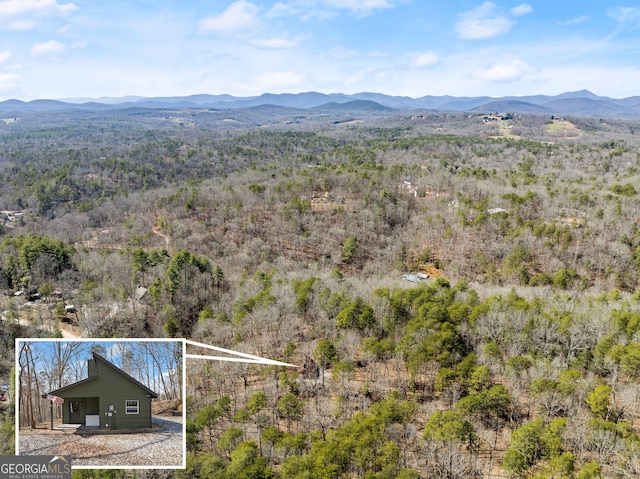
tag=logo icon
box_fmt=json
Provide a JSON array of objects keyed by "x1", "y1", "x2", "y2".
[{"x1": 0, "y1": 455, "x2": 72, "y2": 479}]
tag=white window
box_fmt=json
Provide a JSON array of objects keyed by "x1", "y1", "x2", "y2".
[{"x1": 125, "y1": 400, "x2": 139, "y2": 414}]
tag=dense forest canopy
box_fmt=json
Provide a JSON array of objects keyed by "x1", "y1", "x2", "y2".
[{"x1": 2, "y1": 106, "x2": 640, "y2": 478}]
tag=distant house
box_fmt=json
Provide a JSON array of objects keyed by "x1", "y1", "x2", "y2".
[
  {"x1": 1, "y1": 210, "x2": 24, "y2": 222},
  {"x1": 46, "y1": 352, "x2": 158, "y2": 429},
  {"x1": 488, "y1": 207, "x2": 507, "y2": 215},
  {"x1": 134, "y1": 286, "x2": 148, "y2": 300},
  {"x1": 402, "y1": 273, "x2": 420, "y2": 283}
]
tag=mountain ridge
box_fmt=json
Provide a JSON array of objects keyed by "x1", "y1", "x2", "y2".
[{"x1": 2, "y1": 90, "x2": 640, "y2": 118}]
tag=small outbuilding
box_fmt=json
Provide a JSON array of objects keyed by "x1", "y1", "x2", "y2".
[
  {"x1": 46, "y1": 352, "x2": 158, "y2": 429},
  {"x1": 402, "y1": 273, "x2": 420, "y2": 283}
]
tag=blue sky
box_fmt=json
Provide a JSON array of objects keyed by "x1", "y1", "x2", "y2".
[{"x1": 2, "y1": 0, "x2": 640, "y2": 100}]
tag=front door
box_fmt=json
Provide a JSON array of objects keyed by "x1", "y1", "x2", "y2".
[{"x1": 69, "y1": 400, "x2": 82, "y2": 423}]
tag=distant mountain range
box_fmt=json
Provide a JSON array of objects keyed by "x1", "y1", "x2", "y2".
[{"x1": 2, "y1": 90, "x2": 640, "y2": 118}]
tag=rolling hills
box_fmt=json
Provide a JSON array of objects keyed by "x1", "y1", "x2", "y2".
[{"x1": 3, "y1": 89, "x2": 640, "y2": 118}]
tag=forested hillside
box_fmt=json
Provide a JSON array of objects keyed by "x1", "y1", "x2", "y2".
[{"x1": 2, "y1": 107, "x2": 640, "y2": 478}]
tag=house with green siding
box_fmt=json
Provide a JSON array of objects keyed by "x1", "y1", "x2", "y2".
[{"x1": 47, "y1": 352, "x2": 158, "y2": 429}]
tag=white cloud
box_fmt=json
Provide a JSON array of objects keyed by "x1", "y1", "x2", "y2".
[
  {"x1": 30, "y1": 39, "x2": 66, "y2": 57},
  {"x1": 510, "y1": 3, "x2": 532, "y2": 17},
  {"x1": 0, "y1": 51, "x2": 10, "y2": 63},
  {"x1": 328, "y1": 47, "x2": 359, "y2": 60},
  {"x1": 268, "y1": 0, "x2": 397, "y2": 19},
  {"x1": 412, "y1": 51, "x2": 439, "y2": 68},
  {"x1": 325, "y1": 0, "x2": 393, "y2": 7},
  {"x1": 269, "y1": 2, "x2": 295, "y2": 17},
  {"x1": 0, "y1": 0, "x2": 77, "y2": 17},
  {"x1": 8, "y1": 20, "x2": 35, "y2": 30},
  {"x1": 322, "y1": 0, "x2": 394, "y2": 16},
  {"x1": 473, "y1": 59, "x2": 532, "y2": 81},
  {"x1": 251, "y1": 37, "x2": 300, "y2": 49},
  {"x1": 31, "y1": 39, "x2": 85, "y2": 58},
  {"x1": 456, "y1": 2, "x2": 513, "y2": 40},
  {"x1": 268, "y1": 2, "x2": 335, "y2": 21},
  {"x1": 342, "y1": 65, "x2": 395, "y2": 89},
  {"x1": 608, "y1": 7, "x2": 640, "y2": 25},
  {"x1": 345, "y1": 67, "x2": 377, "y2": 85},
  {"x1": 199, "y1": 1, "x2": 260, "y2": 33},
  {"x1": 560, "y1": 15, "x2": 589, "y2": 26},
  {"x1": 0, "y1": 72, "x2": 19, "y2": 93}
]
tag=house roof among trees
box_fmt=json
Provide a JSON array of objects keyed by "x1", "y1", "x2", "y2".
[{"x1": 48, "y1": 352, "x2": 158, "y2": 398}]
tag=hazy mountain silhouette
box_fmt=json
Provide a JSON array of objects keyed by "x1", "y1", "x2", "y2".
[{"x1": 2, "y1": 90, "x2": 640, "y2": 117}]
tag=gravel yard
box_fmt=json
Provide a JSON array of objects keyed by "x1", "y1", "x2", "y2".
[{"x1": 18, "y1": 415, "x2": 184, "y2": 468}]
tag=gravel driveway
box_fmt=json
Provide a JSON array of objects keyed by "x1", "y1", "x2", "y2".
[{"x1": 18, "y1": 415, "x2": 184, "y2": 468}]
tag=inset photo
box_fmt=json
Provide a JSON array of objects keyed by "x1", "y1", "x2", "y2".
[{"x1": 16, "y1": 338, "x2": 185, "y2": 469}]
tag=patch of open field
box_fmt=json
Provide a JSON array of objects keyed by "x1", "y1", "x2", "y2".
[{"x1": 546, "y1": 119, "x2": 582, "y2": 138}]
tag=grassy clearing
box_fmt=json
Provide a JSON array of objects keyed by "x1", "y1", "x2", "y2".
[
  {"x1": 546, "y1": 119, "x2": 582, "y2": 138},
  {"x1": 498, "y1": 120, "x2": 520, "y2": 139}
]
